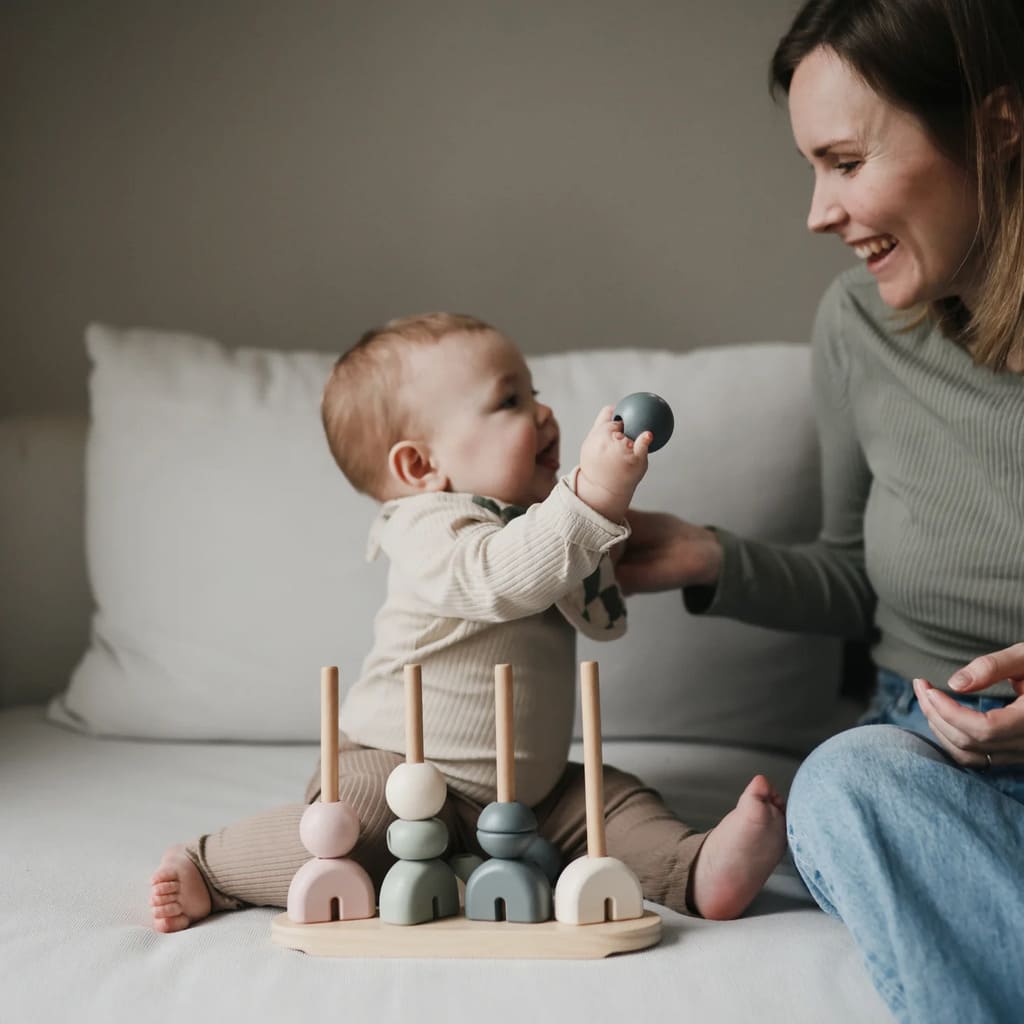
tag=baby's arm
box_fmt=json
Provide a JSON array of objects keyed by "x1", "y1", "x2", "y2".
[
  {"x1": 555, "y1": 406, "x2": 650, "y2": 638},
  {"x1": 377, "y1": 488, "x2": 627, "y2": 623},
  {"x1": 575, "y1": 406, "x2": 652, "y2": 523},
  {"x1": 556, "y1": 550, "x2": 628, "y2": 641},
  {"x1": 376, "y1": 406, "x2": 647, "y2": 623}
]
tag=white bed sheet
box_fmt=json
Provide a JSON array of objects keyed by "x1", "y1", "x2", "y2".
[{"x1": 0, "y1": 706, "x2": 887, "y2": 1024}]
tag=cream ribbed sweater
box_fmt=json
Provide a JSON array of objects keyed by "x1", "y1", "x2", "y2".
[
  {"x1": 340, "y1": 471, "x2": 629, "y2": 806},
  {"x1": 692, "y1": 265, "x2": 1024, "y2": 696}
]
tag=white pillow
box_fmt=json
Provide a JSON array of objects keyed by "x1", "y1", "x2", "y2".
[{"x1": 50, "y1": 325, "x2": 841, "y2": 750}]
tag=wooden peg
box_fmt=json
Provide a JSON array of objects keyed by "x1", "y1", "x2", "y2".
[
  {"x1": 385, "y1": 665, "x2": 446, "y2": 820},
  {"x1": 553, "y1": 661, "x2": 644, "y2": 924},
  {"x1": 321, "y1": 666, "x2": 339, "y2": 804},
  {"x1": 290, "y1": 666, "x2": 376, "y2": 922},
  {"x1": 580, "y1": 661, "x2": 606, "y2": 858},
  {"x1": 495, "y1": 664, "x2": 515, "y2": 803},
  {"x1": 405, "y1": 664, "x2": 424, "y2": 764}
]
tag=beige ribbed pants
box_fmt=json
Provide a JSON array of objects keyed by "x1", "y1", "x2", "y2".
[{"x1": 185, "y1": 737, "x2": 709, "y2": 917}]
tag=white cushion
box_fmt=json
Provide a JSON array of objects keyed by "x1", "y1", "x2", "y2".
[{"x1": 49, "y1": 325, "x2": 841, "y2": 747}]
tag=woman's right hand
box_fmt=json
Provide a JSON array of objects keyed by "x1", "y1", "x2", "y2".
[{"x1": 615, "y1": 509, "x2": 723, "y2": 595}]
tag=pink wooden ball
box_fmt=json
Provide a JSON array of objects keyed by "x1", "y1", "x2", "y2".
[{"x1": 299, "y1": 799, "x2": 361, "y2": 858}]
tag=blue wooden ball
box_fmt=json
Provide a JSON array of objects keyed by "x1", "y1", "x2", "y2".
[{"x1": 612, "y1": 392, "x2": 674, "y2": 452}]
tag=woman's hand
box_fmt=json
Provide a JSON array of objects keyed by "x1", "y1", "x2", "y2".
[
  {"x1": 614, "y1": 508, "x2": 723, "y2": 595},
  {"x1": 913, "y1": 643, "x2": 1024, "y2": 769}
]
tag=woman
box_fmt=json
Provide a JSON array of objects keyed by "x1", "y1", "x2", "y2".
[{"x1": 617, "y1": 1, "x2": 1024, "y2": 1021}]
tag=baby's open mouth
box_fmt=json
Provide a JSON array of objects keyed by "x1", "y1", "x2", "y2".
[{"x1": 536, "y1": 437, "x2": 559, "y2": 470}]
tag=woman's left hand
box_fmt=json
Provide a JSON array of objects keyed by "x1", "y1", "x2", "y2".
[{"x1": 913, "y1": 643, "x2": 1024, "y2": 769}]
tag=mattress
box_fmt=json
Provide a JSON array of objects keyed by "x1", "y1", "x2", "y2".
[{"x1": 0, "y1": 705, "x2": 886, "y2": 1024}]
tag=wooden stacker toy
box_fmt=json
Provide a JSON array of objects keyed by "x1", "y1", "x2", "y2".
[{"x1": 271, "y1": 661, "x2": 662, "y2": 959}]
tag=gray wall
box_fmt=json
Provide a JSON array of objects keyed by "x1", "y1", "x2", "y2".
[{"x1": 1, "y1": 0, "x2": 850, "y2": 417}]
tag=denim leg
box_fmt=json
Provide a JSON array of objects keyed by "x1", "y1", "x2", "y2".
[{"x1": 787, "y1": 724, "x2": 1024, "y2": 1024}]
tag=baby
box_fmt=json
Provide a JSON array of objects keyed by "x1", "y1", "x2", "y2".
[{"x1": 151, "y1": 312, "x2": 786, "y2": 931}]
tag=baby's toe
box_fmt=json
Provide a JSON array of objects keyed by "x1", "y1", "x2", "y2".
[
  {"x1": 153, "y1": 913, "x2": 188, "y2": 934},
  {"x1": 153, "y1": 900, "x2": 183, "y2": 919}
]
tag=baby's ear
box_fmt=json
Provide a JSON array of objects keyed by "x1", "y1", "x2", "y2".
[{"x1": 387, "y1": 440, "x2": 448, "y2": 494}]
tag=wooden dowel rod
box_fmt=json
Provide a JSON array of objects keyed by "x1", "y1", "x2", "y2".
[
  {"x1": 580, "y1": 661, "x2": 607, "y2": 857},
  {"x1": 320, "y1": 666, "x2": 339, "y2": 804},
  {"x1": 495, "y1": 664, "x2": 516, "y2": 803},
  {"x1": 405, "y1": 664, "x2": 424, "y2": 764}
]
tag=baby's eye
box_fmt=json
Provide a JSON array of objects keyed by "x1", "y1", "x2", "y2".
[
  {"x1": 498, "y1": 388, "x2": 538, "y2": 411},
  {"x1": 836, "y1": 160, "x2": 861, "y2": 176}
]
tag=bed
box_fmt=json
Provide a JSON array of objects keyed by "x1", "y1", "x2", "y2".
[{"x1": 0, "y1": 329, "x2": 888, "y2": 1023}]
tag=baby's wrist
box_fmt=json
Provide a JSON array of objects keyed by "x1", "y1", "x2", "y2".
[{"x1": 574, "y1": 468, "x2": 629, "y2": 522}]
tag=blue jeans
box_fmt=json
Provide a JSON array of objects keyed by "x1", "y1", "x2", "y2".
[{"x1": 787, "y1": 669, "x2": 1024, "y2": 1023}]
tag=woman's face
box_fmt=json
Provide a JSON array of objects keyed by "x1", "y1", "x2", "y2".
[{"x1": 789, "y1": 47, "x2": 981, "y2": 310}]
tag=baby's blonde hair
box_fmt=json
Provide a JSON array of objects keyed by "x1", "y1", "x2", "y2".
[{"x1": 321, "y1": 312, "x2": 497, "y2": 499}]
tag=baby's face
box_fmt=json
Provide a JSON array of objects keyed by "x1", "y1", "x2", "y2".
[{"x1": 404, "y1": 330, "x2": 561, "y2": 506}]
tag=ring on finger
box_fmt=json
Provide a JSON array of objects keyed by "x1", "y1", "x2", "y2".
[{"x1": 985, "y1": 752, "x2": 993, "y2": 771}]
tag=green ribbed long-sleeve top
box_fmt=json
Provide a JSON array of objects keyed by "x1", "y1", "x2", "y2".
[{"x1": 691, "y1": 265, "x2": 1024, "y2": 697}]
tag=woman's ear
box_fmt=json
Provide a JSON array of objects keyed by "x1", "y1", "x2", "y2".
[
  {"x1": 982, "y1": 87, "x2": 1021, "y2": 157},
  {"x1": 387, "y1": 440, "x2": 448, "y2": 493}
]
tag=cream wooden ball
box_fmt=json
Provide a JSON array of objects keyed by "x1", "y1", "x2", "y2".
[{"x1": 384, "y1": 761, "x2": 447, "y2": 820}]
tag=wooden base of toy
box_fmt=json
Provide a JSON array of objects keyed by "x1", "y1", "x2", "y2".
[{"x1": 271, "y1": 909, "x2": 661, "y2": 960}]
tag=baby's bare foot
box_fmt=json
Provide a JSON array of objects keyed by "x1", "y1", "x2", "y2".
[
  {"x1": 690, "y1": 775, "x2": 787, "y2": 921},
  {"x1": 150, "y1": 845, "x2": 212, "y2": 932}
]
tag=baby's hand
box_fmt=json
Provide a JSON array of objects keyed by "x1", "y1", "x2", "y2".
[{"x1": 576, "y1": 406, "x2": 651, "y2": 521}]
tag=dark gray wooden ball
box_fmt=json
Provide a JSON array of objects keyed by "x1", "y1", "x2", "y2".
[
  {"x1": 476, "y1": 800, "x2": 537, "y2": 859},
  {"x1": 612, "y1": 392, "x2": 674, "y2": 452}
]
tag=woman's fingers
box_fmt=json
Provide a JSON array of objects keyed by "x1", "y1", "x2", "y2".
[
  {"x1": 914, "y1": 680, "x2": 979, "y2": 764},
  {"x1": 914, "y1": 678, "x2": 1024, "y2": 766},
  {"x1": 948, "y1": 642, "x2": 1024, "y2": 692},
  {"x1": 926, "y1": 686, "x2": 1024, "y2": 747}
]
